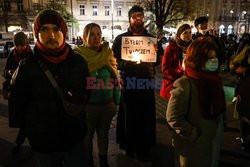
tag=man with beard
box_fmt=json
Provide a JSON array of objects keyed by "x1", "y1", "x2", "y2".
[
  {"x1": 112, "y1": 5, "x2": 160, "y2": 162},
  {"x1": 8, "y1": 9, "x2": 89, "y2": 167}
]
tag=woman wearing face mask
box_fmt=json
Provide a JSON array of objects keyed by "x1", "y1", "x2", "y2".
[
  {"x1": 166, "y1": 37, "x2": 226, "y2": 167},
  {"x1": 160, "y1": 24, "x2": 192, "y2": 100}
]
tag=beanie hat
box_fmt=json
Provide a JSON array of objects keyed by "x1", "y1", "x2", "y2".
[
  {"x1": 33, "y1": 9, "x2": 68, "y2": 39},
  {"x1": 128, "y1": 5, "x2": 144, "y2": 20},
  {"x1": 176, "y1": 24, "x2": 191, "y2": 37},
  {"x1": 14, "y1": 32, "x2": 28, "y2": 46},
  {"x1": 194, "y1": 16, "x2": 208, "y2": 27}
]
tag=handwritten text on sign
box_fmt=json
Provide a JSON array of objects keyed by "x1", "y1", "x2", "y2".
[{"x1": 121, "y1": 36, "x2": 157, "y2": 62}]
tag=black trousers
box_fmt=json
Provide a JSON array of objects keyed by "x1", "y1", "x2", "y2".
[{"x1": 16, "y1": 127, "x2": 26, "y2": 145}]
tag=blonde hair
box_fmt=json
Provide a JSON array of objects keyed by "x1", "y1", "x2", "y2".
[{"x1": 83, "y1": 23, "x2": 101, "y2": 44}]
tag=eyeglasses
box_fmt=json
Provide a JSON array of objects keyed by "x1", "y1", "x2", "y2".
[{"x1": 131, "y1": 13, "x2": 144, "y2": 19}]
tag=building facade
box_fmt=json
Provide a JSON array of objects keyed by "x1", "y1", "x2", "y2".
[
  {"x1": 1, "y1": 0, "x2": 249, "y2": 41},
  {"x1": 66, "y1": 0, "x2": 135, "y2": 40},
  {"x1": 193, "y1": 0, "x2": 250, "y2": 36},
  {"x1": 0, "y1": 0, "x2": 135, "y2": 41}
]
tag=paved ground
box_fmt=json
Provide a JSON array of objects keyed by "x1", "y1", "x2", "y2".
[{"x1": 1, "y1": 58, "x2": 250, "y2": 167}]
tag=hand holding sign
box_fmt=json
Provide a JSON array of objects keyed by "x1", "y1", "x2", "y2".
[{"x1": 121, "y1": 36, "x2": 157, "y2": 63}]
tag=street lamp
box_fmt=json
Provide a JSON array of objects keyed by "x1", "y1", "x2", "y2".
[
  {"x1": 111, "y1": 0, "x2": 114, "y2": 40},
  {"x1": 70, "y1": 0, "x2": 73, "y2": 42}
]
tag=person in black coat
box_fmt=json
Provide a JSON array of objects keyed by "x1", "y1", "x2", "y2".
[
  {"x1": 3, "y1": 32, "x2": 33, "y2": 154},
  {"x1": 112, "y1": 5, "x2": 161, "y2": 162},
  {"x1": 230, "y1": 45, "x2": 250, "y2": 152},
  {"x1": 8, "y1": 9, "x2": 89, "y2": 167},
  {"x1": 192, "y1": 16, "x2": 226, "y2": 66}
]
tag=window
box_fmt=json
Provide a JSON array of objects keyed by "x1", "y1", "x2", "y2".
[
  {"x1": 105, "y1": 6, "x2": 110, "y2": 16},
  {"x1": 241, "y1": 11, "x2": 247, "y2": 19},
  {"x1": 219, "y1": 25, "x2": 225, "y2": 35},
  {"x1": 93, "y1": 5, "x2": 97, "y2": 16},
  {"x1": 227, "y1": 25, "x2": 233, "y2": 34},
  {"x1": 222, "y1": 8, "x2": 226, "y2": 16},
  {"x1": 4, "y1": 2, "x2": 11, "y2": 11},
  {"x1": 33, "y1": 3, "x2": 40, "y2": 11},
  {"x1": 17, "y1": 2, "x2": 24, "y2": 12},
  {"x1": 117, "y1": 6, "x2": 121, "y2": 16},
  {"x1": 80, "y1": 5, "x2": 85, "y2": 15}
]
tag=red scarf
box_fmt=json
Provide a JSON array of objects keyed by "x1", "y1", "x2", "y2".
[
  {"x1": 185, "y1": 67, "x2": 226, "y2": 119},
  {"x1": 36, "y1": 41, "x2": 69, "y2": 63},
  {"x1": 13, "y1": 45, "x2": 32, "y2": 64}
]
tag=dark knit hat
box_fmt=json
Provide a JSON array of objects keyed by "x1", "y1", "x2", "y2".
[
  {"x1": 176, "y1": 24, "x2": 191, "y2": 37},
  {"x1": 33, "y1": 9, "x2": 68, "y2": 39},
  {"x1": 128, "y1": 5, "x2": 144, "y2": 20},
  {"x1": 14, "y1": 32, "x2": 28, "y2": 46},
  {"x1": 194, "y1": 16, "x2": 208, "y2": 27}
]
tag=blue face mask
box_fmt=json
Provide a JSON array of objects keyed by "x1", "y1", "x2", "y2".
[{"x1": 205, "y1": 58, "x2": 219, "y2": 72}]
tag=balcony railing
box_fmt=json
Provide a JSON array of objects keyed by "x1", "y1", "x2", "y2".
[{"x1": 219, "y1": 16, "x2": 239, "y2": 21}]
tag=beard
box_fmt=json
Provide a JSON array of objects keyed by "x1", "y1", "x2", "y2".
[{"x1": 129, "y1": 21, "x2": 144, "y2": 34}]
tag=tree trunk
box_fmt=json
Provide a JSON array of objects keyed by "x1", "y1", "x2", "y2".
[
  {"x1": 156, "y1": 22, "x2": 164, "y2": 39},
  {"x1": 4, "y1": 16, "x2": 8, "y2": 32}
]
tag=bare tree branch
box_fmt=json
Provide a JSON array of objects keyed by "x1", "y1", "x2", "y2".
[{"x1": 137, "y1": 0, "x2": 193, "y2": 35}]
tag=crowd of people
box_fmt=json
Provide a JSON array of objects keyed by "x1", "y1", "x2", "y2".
[{"x1": 2, "y1": 4, "x2": 250, "y2": 167}]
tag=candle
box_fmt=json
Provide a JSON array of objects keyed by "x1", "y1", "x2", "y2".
[{"x1": 131, "y1": 52, "x2": 141, "y2": 64}]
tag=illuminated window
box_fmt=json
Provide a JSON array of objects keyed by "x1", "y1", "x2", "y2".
[
  {"x1": 227, "y1": 25, "x2": 233, "y2": 34},
  {"x1": 219, "y1": 25, "x2": 225, "y2": 35}
]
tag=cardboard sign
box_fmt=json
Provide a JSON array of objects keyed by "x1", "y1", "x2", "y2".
[{"x1": 121, "y1": 36, "x2": 157, "y2": 63}]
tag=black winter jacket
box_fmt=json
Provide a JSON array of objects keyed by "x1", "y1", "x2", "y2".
[
  {"x1": 8, "y1": 45, "x2": 89, "y2": 152},
  {"x1": 4, "y1": 48, "x2": 33, "y2": 80},
  {"x1": 112, "y1": 29, "x2": 160, "y2": 100}
]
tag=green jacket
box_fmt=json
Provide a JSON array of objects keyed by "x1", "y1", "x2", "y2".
[{"x1": 88, "y1": 66, "x2": 120, "y2": 105}]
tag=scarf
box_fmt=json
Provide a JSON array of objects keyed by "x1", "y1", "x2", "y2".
[
  {"x1": 13, "y1": 45, "x2": 32, "y2": 64},
  {"x1": 175, "y1": 37, "x2": 192, "y2": 54},
  {"x1": 74, "y1": 42, "x2": 118, "y2": 78},
  {"x1": 175, "y1": 36, "x2": 192, "y2": 48},
  {"x1": 36, "y1": 41, "x2": 69, "y2": 63},
  {"x1": 185, "y1": 67, "x2": 226, "y2": 119}
]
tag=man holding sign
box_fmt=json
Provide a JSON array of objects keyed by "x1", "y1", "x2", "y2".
[{"x1": 112, "y1": 5, "x2": 161, "y2": 162}]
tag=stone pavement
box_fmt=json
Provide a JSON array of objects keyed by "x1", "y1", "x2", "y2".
[{"x1": 1, "y1": 58, "x2": 250, "y2": 167}]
